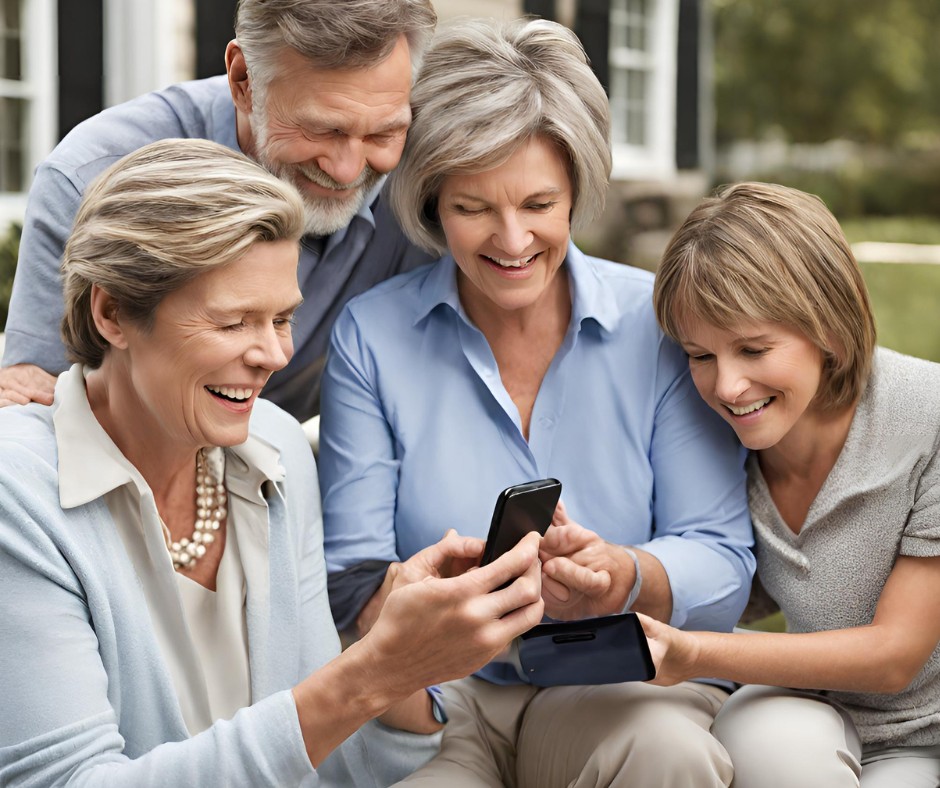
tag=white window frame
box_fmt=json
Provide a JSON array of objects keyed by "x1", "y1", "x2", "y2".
[
  {"x1": 0, "y1": 0, "x2": 56, "y2": 226},
  {"x1": 608, "y1": 0, "x2": 678, "y2": 181}
]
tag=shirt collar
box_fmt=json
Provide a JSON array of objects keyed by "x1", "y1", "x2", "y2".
[
  {"x1": 412, "y1": 240, "x2": 622, "y2": 333},
  {"x1": 54, "y1": 364, "x2": 285, "y2": 510},
  {"x1": 55, "y1": 365, "x2": 142, "y2": 509}
]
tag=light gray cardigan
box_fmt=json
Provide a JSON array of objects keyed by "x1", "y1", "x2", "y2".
[{"x1": 0, "y1": 387, "x2": 439, "y2": 786}]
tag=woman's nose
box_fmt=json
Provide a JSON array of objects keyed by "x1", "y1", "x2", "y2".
[
  {"x1": 714, "y1": 360, "x2": 750, "y2": 404},
  {"x1": 244, "y1": 326, "x2": 291, "y2": 372},
  {"x1": 492, "y1": 213, "x2": 533, "y2": 257}
]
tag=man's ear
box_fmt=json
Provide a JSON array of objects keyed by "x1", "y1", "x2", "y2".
[
  {"x1": 225, "y1": 40, "x2": 252, "y2": 114},
  {"x1": 90, "y1": 285, "x2": 129, "y2": 350}
]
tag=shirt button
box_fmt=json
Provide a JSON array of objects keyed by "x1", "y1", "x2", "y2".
[{"x1": 539, "y1": 416, "x2": 555, "y2": 429}]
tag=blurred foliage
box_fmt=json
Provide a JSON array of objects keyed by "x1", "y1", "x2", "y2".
[
  {"x1": 749, "y1": 149, "x2": 940, "y2": 220},
  {"x1": 0, "y1": 222, "x2": 20, "y2": 331},
  {"x1": 714, "y1": 0, "x2": 940, "y2": 145}
]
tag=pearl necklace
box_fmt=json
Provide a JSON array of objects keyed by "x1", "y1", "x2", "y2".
[{"x1": 167, "y1": 447, "x2": 227, "y2": 570}]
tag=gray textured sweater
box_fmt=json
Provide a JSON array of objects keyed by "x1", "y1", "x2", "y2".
[{"x1": 749, "y1": 347, "x2": 940, "y2": 748}]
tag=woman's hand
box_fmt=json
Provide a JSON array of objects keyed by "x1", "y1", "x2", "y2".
[
  {"x1": 356, "y1": 529, "x2": 484, "y2": 638},
  {"x1": 538, "y1": 502, "x2": 635, "y2": 620},
  {"x1": 636, "y1": 613, "x2": 700, "y2": 686},
  {"x1": 294, "y1": 533, "x2": 544, "y2": 764},
  {"x1": 361, "y1": 531, "x2": 544, "y2": 692}
]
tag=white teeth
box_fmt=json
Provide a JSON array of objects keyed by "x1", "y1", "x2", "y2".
[
  {"x1": 487, "y1": 254, "x2": 536, "y2": 268},
  {"x1": 727, "y1": 397, "x2": 771, "y2": 416},
  {"x1": 207, "y1": 385, "x2": 253, "y2": 401}
]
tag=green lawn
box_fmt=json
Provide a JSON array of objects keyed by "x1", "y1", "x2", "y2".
[
  {"x1": 842, "y1": 216, "x2": 940, "y2": 364},
  {"x1": 861, "y1": 262, "x2": 940, "y2": 364},
  {"x1": 842, "y1": 216, "x2": 940, "y2": 245}
]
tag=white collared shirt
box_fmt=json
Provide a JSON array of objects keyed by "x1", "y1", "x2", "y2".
[{"x1": 54, "y1": 365, "x2": 284, "y2": 734}]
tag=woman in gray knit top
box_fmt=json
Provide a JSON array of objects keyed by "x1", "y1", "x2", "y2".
[{"x1": 648, "y1": 182, "x2": 940, "y2": 787}]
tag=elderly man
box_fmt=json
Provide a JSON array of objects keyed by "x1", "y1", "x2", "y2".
[{"x1": 0, "y1": 0, "x2": 435, "y2": 419}]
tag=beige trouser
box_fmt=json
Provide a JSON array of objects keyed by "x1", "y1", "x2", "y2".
[
  {"x1": 712, "y1": 684, "x2": 940, "y2": 788},
  {"x1": 394, "y1": 676, "x2": 733, "y2": 788}
]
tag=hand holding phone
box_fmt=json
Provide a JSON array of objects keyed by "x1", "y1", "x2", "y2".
[{"x1": 480, "y1": 478, "x2": 562, "y2": 567}]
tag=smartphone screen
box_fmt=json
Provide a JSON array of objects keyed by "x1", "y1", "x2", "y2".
[{"x1": 480, "y1": 478, "x2": 562, "y2": 566}]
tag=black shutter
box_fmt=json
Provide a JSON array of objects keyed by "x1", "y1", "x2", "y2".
[
  {"x1": 57, "y1": 0, "x2": 104, "y2": 139},
  {"x1": 574, "y1": 0, "x2": 609, "y2": 93},
  {"x1": 675, "y1": 0, "x2": 701, "y2": 169},
  {"x1": 196, "y1": 0, "x2": 238, "y2": 79},
  {"x1": 523, "y1": 0, "x2": 556, "y2": 19}
]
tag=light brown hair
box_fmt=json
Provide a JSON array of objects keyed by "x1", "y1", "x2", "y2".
[{"x1": 653, "y1": 181, "x2": 876, "y2": 411}]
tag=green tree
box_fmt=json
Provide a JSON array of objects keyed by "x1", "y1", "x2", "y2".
[{"x1": 714, "y1": 0, "x2": 940, "y2": 145}]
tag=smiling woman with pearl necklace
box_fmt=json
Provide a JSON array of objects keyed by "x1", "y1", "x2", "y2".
[{"x1": 0, "y1": 138, "x2": 546, "y2": 787}]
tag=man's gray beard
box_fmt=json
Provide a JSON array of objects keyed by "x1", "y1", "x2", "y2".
[{"x1": 248, "y1": 109, "x2": 382, "y2": 237}]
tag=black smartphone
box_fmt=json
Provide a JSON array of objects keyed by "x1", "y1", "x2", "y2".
[
  {"x1": 479, "y1": 478, "x2": 562, "y2": 567},
  {"x1": 518, "y1": 612, "x2": 656, "y2": 686}
]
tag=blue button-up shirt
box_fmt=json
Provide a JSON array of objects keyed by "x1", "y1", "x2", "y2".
[{"x1": 319, "y1": 244, "x2": 754, "y2": 684}]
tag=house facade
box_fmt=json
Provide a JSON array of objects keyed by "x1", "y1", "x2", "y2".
[{"x1": 1, "y1": 0, "x2": 711, "y2": 261}]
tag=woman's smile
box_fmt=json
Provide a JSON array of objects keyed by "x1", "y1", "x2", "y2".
[{"x1": 438, "y1": 136, "x2": 573, "y2": 318}]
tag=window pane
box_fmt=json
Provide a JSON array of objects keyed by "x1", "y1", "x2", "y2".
[
  {"x1": 1, "y1": 0, "x2": 22, "y2": 30},
  {"x1": 609, "y1": 67, "x2": 647, "y2": 147},
  {"x1": 2, "y1": 33, "x2": 20, "y2": 79},
  {"x1": 1, "y1": 0, "x2": 22, "y2": 80},
  {"x1": 612, "y1": 0, "x2": 649, "y2": 53},
  {"x1": 0, "y1": 96, "x2": 26, "y2": 192}
]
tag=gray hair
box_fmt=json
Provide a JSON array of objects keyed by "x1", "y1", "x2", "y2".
[
  {"x1": 235, "y1": 0, "x2": 438, "y2": 90},
  {"x1": 387, "y1": 17, "x2": 612, "y2": 256},
  {"x1": 61, "y1": 138, "x2": 306, "y2": 368}
]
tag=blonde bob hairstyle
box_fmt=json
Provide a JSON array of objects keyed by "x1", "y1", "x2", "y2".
[
  {"x1": 61, "y1": 138, "x2": 305, "y2": 368},
  {"x1": 653, "y1": 181, "x2": 876, "y2": 412},
  {"x1": 387, "y1": 17, "x2": 611, "y2": 256}
]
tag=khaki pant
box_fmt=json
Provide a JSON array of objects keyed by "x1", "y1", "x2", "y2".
[
  {"x1": 712, "y1": 684, "x2": 940, "y2": 788},
  {"x1": 395, "y1": 676, "x2": 733, "y2": 788}
]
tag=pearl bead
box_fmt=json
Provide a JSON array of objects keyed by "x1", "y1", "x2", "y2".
[{"x1": 166, "y1": 447, "x2": 227, "y2": 571}]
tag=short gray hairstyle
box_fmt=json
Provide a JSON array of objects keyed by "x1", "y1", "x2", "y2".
[
  {"x1": 61, "y1": 139, "x2": 306, "y2": 368},
  {"x1": 235, "y1": 0, "x2": 438, "y2": 89},
  {"x1": 387, "y1": 17, "x2": 612, "y2": 256}
]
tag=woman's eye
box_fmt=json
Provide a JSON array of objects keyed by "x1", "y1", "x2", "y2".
[
  {"x1": 222, "y1": 322, "x2": 246, "y2": 332},
  {"x1": 688, "y1": 353, "x2": 714, "y2": 363},
  {"x1": 527, "y1": 201, "x2": 557, "y2": 211},
  {"x1": 741, "y1": 347, "x2": 768, "y2": 357},
  {"x1": 453, "y1": 205, "x2": 484, "y2": 216}
]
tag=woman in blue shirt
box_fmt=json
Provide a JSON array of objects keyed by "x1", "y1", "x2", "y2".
[{"x1": 319, "y1": 17, "x2": 754, "y2": 788}]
